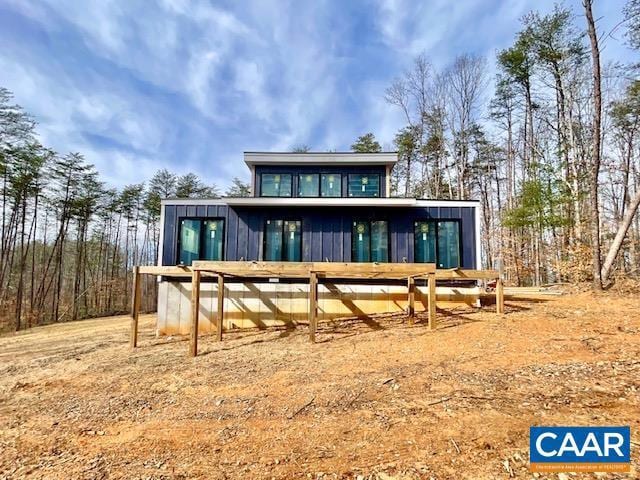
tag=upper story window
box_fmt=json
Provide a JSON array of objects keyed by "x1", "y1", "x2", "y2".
[
  {"x1": 298, "y1": 174, "x2": 319, "y2": 197},
  {"x1": 320, "y1": 173, "x2": 341, "y2": 197},
  {"x1": 348, "y1": 174, "x2": 379, "y2": 197},
  {"x1": 261, "y1": 173, "x2": 292, "y2": 197},
  {"x1": 179, "y1": 218, "x2": 224, "y2": 265}
]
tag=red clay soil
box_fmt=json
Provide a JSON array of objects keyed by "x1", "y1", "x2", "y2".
[{"x1": 0, "y1": 291, "x2": 638, "y2": 479}]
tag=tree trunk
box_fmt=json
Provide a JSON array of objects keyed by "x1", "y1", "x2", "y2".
[
  {"x1": 601, "y1": 189, "x2": 640, "y2": 283},
  {"x1": 584, "y1": 0, "x2": 603, "y2": 290}
]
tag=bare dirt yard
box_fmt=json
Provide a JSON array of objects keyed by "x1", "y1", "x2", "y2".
[{"x1": 0, "y1": 290, "x2": 639, "y2": 479}]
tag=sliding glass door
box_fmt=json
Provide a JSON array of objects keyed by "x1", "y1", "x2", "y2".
[
  {"x1": 352, "y1": 220, "x2": 388, "y2": 262},
  {"x1": 179, "y1": 218, "x2": 224, "y2": 264},
  {"x1": 264, "y1": 219, "x2": 302, "y2": 261},
  {"x1": 414, "y1": 220, "x2": 460, "y2": 268}
]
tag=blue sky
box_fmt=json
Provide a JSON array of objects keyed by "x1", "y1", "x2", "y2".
[{"x1": 0, "y1": 0, "x2": 635, "y2": 189}]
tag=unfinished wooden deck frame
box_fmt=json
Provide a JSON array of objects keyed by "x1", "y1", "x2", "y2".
[{"x1": 130, "y1": 262, "x2": 503, "y2": 356}]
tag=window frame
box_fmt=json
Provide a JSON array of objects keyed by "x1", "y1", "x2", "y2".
[
  {"x1": 260, "y1": 173, "x2": 293, "y2": 197},
  {"x1": 413, "y1": 219, "x2": 462, "y2": 268},
  {"x1": 351, "y1": 219, "x2": 390, "y2": 263},
  {"x1": 347, "y1": 173, "x2": 380, "y2": 198},
  {"x1": 320, "y1": 172, "x2": 342, "y2": 198},
  {"x1": 262, "y1": 218, "x2": 303, "y2": 262},
  {"x1": 297, "y1": 173, "x2": 320, "y2": 198},
  {"x1": 176, "y1": 217, "x2": 225, "y2": 265}
]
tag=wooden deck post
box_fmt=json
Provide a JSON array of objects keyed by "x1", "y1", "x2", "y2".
[
  {"x1": 427, "y1": 272, "x2": 436, "y2": 330},
  {"x1": 309, "y1": 271, "x2": 318, "y2": 342},
  {"x1": 407, "y1": 276, "x2": 415, "y2": 324},
  {"x1": 216, "y1": 274, "x2": 224, "y2": 341},
  {"x1": 130, "y1": 266, "x2": 142, "y2": 348},
  {"x1": 496, "y1": 277, "x2": 505, "y2": 315},
  {"x1": 189, "y1": 269, "x2": 201, "y2": 357}
]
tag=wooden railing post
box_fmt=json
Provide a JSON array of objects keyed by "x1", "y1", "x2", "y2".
[
  {"x1": 130, "y1": 266, "x2": 141, "y2": 348},
  {"x1": 309, "y1": 272, "x2": 318, "y2": 342},
  {"x1": 407, "y1": 276, "x2": 415, "y2": 324},
  {"x1": 428, "y1": 272, "x2": 436, "y2": 330},
  {"x1": 189, "y1": 269, "x2": 201, "y2": 357},
  {"x1": 216, "y1": 274, "x2": 224, "y2": 341}
]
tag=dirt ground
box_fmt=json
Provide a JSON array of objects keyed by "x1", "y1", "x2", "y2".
[{"x1": 0, "y1": 290, "x2": 638, "y2": 479}]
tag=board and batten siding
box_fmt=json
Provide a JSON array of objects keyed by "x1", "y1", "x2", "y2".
[{"x1": 161, "y1": 203, "x2": 478, "y2": 268}]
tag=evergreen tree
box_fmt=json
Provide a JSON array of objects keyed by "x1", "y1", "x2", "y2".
[{"x1": 351, "y1": 133, "x2": 382, "y2": 153}]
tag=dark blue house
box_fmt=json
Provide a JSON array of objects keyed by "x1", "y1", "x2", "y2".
[
  {"x1": 155, "y1": 152, "x2": 482, "y2": 334},
  {"x1": 159, "y1": 152, "x2": 481, "y2": 269}
]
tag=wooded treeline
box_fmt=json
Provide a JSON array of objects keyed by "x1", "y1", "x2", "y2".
[
  {"x1": 372, "y1": 0, "x2": 639, "y2": 288},
  {"x1": 1, "y1": 1, "x2": 638, "y2": 332},
  {"x1": 0, "y1": 88, "x2": 250, "y2": 332}
]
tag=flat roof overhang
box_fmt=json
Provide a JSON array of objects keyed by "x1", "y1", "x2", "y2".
[
  {"x1": 161, "y1": 197, "x2": 480, "y2": 208},
  {"x1": 243, "y1": 151, "x2": 398, "y2": 168}
]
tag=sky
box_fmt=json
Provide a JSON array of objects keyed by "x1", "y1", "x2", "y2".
[{"x1": 0, "y1": 0, "x2": 635, "y2": 190}]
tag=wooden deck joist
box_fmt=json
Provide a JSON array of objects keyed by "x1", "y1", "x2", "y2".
[{"x1": 130, "y1": 262, "x2": 504, "y2": 356}]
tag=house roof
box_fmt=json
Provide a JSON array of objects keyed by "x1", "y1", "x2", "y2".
[
  {"x1": 243, "y1": 151, "x2": 398, "y2": 167},
  {"x1": 161, "y1": 197, "x2": 480, "y2": 208}
]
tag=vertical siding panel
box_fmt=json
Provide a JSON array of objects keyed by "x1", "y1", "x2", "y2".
[
  {"x1": 163, "y1": 205, "x2": 177, "y2": 265},
  {"x1": 311, "y1": 212, "x2": 322, "y2": 262},
  {"x1": 302, "y1": 215, "x2": 312, "y2": 261},
  {"x1": 196, "y1": 205, "x2": 206, "y2": 217},
  {"x1": 332, "y1": 216, "x2": 341, "y2": 262},
  {"x1": 248, "y1": 212, "x2": 260, "y2": 261},
  {"x1": 396, "y1": 215, "x2": 408, "y2": 263},
  {"x1": 236, "y1": 210, "x2": 249, "y2": 260},
  {"x1": 322, "y1": 215, "x2": 333, "y2": 261},
  {"x1": 343, "y1": 216, "x2": 351, "y2": 262},
  {"x1": 461, "y1": 207, "x2": 475, "y2": 269},
  {"x1": 227, "y1": 207, "x2": 238, "y2": 260}
]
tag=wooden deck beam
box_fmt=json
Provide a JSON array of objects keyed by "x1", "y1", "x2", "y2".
[{"x1": 138, "y1": 265, "x2": 193, "y2": 275}]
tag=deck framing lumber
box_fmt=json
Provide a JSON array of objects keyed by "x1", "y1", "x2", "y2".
[
  {"x1": 131, "y1": 261, "x2": 505, "y2": 355},
  {"x1": 309, "y1": 272, "x2": 318, "y2": 342},
  {"x1": 130, "y1": 266, "x2": 141, "y2": 348},
  {"x1": 189, "y1": 269, "x2": 201, "y2": 357},
  {"x1": 407, "y1": 276, "x2": 415, "y2": 324},
  {"x1": 216, "y1": 274, "x2": 224, "y2": 341}
]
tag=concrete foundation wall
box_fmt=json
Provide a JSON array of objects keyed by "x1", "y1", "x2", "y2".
[{"x1": 157, "y1": 280, "x2": 481, "y2": 336}]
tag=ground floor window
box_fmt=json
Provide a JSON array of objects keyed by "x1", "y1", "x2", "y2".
[
  {"x1": 414, "y1": 220, "x2": 460, "y2": 268},
  {"x1": 178, "y1": 218, "x2": 224, "y2": 265},
  {"x1": 264, "y1": 220, "x2": 302, "y2": 261},
  {"x1": 352, "y1": 220, "x2": 388, "y2": 262}
]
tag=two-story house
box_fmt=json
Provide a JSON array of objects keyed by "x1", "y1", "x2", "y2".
[{"x1": 156, "y1": 151, "x2": 481, "y2": 334}]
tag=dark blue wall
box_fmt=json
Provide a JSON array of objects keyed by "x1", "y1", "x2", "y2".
[
  {"x1": 162, "y1": 203, "x2": 478, "y2": 268},
  {"x1": 254, "y1": 165, "x2": 387, "y2": 198}
]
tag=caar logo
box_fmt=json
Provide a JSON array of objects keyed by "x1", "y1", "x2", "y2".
[{"x1": 530, "y1": 426, "x2": 630, "y2": 473}]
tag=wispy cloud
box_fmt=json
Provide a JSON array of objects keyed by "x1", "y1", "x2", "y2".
[{"x1": 0, "y1": 0, "x2": 634, "y2": 189}]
